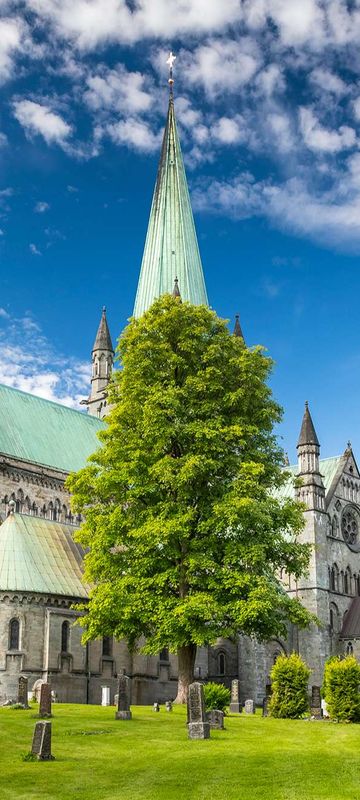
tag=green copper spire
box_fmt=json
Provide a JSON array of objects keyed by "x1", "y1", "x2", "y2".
[{"x1": 133, "y1": 75, "x2": 208, "y2": 318}]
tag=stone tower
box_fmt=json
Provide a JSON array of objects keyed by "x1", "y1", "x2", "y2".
[
  {"x1": 292, "y1": 402, "x2": 329, "y2": 683},
  {"x1": 133, "y1": 88, "x2": 208, "y2": 317},
  {"x1": 87, "y1": 307, "x2": 114, "y2": 419}
]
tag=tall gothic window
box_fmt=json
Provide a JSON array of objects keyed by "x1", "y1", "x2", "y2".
[
  {"x1": 159, "y1": 647, "x2": 169, "y2": 662},
  {"x1": 346, "y1": 642, "x2": 353, "y2": 656},
  {"x1": 9, "y1": 618, "x2": 20, "y2": 650},
  {"x1": 102, "y1": 636, "x2": 112, "y2": 656},
  {"x1": 218, "y1": 652, "x2": 226, "y2": 675},
  {"x1": 61, "y1": 621, "x2": 69, "y2": 653}
]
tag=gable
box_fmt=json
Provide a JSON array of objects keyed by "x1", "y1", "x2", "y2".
[{"x1": 0, "y1": 383, "x2": 104, "y2": 474}]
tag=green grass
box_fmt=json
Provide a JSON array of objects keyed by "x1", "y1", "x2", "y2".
[{"x1": 0, "y1": 703, "x2": 359, "y2": 800}]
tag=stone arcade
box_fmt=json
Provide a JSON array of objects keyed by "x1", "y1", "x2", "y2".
[{"x1": 1, "y1": 75, "x2": 360, "y2": 708}]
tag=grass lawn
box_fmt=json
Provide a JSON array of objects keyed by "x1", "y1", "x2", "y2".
[{"x1": 0, "y1": 703, "x2": 357, "y2": 800}]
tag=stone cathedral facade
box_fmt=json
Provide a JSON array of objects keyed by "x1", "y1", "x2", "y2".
[{"x1": 0, "y1": 87, "x2": 359, "y2": 706}]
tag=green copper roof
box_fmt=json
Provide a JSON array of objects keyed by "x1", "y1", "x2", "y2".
[
  {"x1": 0, "y1": 383, "x2": 104, "y2": 473},
  {"x1": 0, "y1": 513, "x2": 88, "y2": 597},
  {"x1": 275, "y1": 456, "x2": 343, "y2": 501},
  {"x1": 133, "y1": 94, "x2": 208, "y2": 318}
]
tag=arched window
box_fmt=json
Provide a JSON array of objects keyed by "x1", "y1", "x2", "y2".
[
  {"x1": 332, "y1": 516, "x2": 339, "y2": 538},
  {"x1": 330, "y1": 608, "x2": 334, "y2": 630},
  {"x1": 218, "y1": 652, "x2": 226, "y2": 675},
  {"x1": 330, "y1": 566, "x2": 336, "y2": 591},
  {"x1": 9, "y1": 618, "x2": 20, "y2": 650},
  {"x1": 61, "y1": 621, "x2": 69, "y2": 653},
  {"x1": 346, "y1": 642, "x2": 353, "y2": 656},
  {"x1": 102, "y1": 636, "x2": 112, "y2": 656},
  {"x1": 159, "y1": 647, "x2": 169, "y2": 662}
]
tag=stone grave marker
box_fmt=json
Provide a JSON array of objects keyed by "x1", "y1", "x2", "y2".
[
  {"x1": 115, "y1": 675, "x2": 132, "y2": 720},
  {"x1": 153, "y1": 702, "x2": 160, "y2": 712},
  {"x1": 18, "y1": 676, "x2": 29, "y2": 708},
  {"x1": 229, "y1": 679, "x2": 241, "y2": 714},
  {"x1": 311, "y1": 686, "x2": 322, "y2": 718},
  {"x1": 31, "y1": 721, "x2": 55, "y2": 760},
  {"x1": 321, "y1": 698, "x2": 329, "y2": 718},
  {"x1": 244, "y1": 699, "x2": 255, "y2": 714},
  {"x1": 206, "y1": 709, "x2": 224, "y2": 730},
  {"x1": 165, "y1": 700, "x2": 173, "y2": 712},
  {"x1": 39, "y1": 682, "x2": 52, "y2": 718},
  {"x1": 101, "y1": 686, "x2": 111, "y2": 706},
  {"x1": 187, "y1": 682, "x2": 210, "y2": 739}
]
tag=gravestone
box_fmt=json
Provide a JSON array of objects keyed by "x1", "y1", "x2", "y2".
[
  {"x1": 311, "y1": 686, "x2": 322, "y2": 718},
  {"x1": 165, "y1": 700, "x2": 173, "y2": 712},
  {"x1": 321, "y1": 698, "x2": 329, "y2": 718},
  {"x1": 187, "y1": 682, "x2": 210, "y2": 740},
  {"x1": 39, "y1": 682, "x2": 52, "y2": 718},
  {"x1": 244, "y1": 699, "x2": 255, "y2": 714},
  {"x1": 229, "y1": 679, "x2": 241, "y2": 714},
  {"x1": 153, "y1": 702, "x2": 160, "y2": 712},
  {"x1": 206, "y1": 710, "x2": 224, "y2": 730},
  {"x1": 115, "y1": 675, "x2": 132, "y2": 720},
  {"x1": 31, "y1": 721, "x2": 55, "y2": 760},
  {"x1": 18, "y1": 676, "x2": 29, "y2": 708},
  {"x1": 114, "y1": 693, "x2": 119, "y2": 708},
  {"x1": 101, "y1": 686, "x2": 110, "y2": 706}
]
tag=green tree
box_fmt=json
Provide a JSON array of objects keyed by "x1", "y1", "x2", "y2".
[
  {"x1": 269, "y1": 653, "x2": 310, "y2": 718},
  {"x1": 323, "y1": 656, "x2": 360, "y2": 722},
  {"x1": 67, "y1": 296, "x2": 313, "y2": 703}
]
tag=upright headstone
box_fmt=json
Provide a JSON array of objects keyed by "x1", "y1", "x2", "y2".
[
  {"x1": 244, "y1": 699, "x2": 255, "y2": 715},
  {"x1": 39, "y1": 683, "x2": 52, "y2": 718},
  {"x1": 165, "y1": 700, "x2": 173, "y2": 712},
  {"x1": 229, "y1": 679, "x2": 241, "y2": 713},
  {"x1": 311, "y1": 686, "x2": 322, "y2": 718},
  {"x1": 321, "y1": 698, "x2": 329, "y2": 718},
  {"x1": 206, "y1": 709, "x2": 224, "y2": 730},
  {"x1": 18, "y1": 676, "x2": 29, "y2": 708},
  {"x1": 31, "y1": 721, "x2": 55, "y2": 760},
  {"x1": 101, "y1": 686, "x2": 110, "y2": 706},
  {"x1": 187, "y1": 682, "x2": 210, "y2": 740},
  {"x1": 115, "y1": 675, "x2": 132, "y2": 720},
  {"x1": 153, "y1": 702, "x2": 160, "y2": 712}
]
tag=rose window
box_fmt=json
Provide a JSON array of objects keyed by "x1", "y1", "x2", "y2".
[{"x1": 342, "y1": 509, "x2": 358, "y2": 546}]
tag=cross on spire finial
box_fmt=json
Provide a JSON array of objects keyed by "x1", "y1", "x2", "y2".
[{"x1": 166, "y1": 51, "x2": 176, "y2": 94}]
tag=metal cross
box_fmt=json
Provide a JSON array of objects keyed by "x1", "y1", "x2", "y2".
[{"x1": 166, "y1": 51, "x2": 176, "y2": 70}]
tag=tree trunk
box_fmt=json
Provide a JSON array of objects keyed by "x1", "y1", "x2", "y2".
[{"x1": 174, "y1": 643, "x2": 197, "y2": 704}]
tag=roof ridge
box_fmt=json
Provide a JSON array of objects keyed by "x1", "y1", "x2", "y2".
[{"x1": 0, "y1": 381, "x2": 102, "y2": 424}]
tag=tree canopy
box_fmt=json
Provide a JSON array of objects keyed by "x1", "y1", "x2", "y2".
[{"x1": 67, "y1": 296, "x2": 313, "y2": 700}]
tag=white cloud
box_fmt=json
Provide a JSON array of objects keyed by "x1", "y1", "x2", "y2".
[
  {"x1": 353, "y1": 97, "x2": 360, "y2": 121},
  {"x1": 13, "y1": 100, "x2": 72, "y2": 145},
  {"x1": 0, "y1": 311, "x2": 90, "y2": 408},
  {"x1": 84, "y1": 64, "x2": 153, "y2": 114},
  {"x1": 310, "y1": 68, "x2": 348, "y2": 96},
  {"x1": 299, "y1": 107, "x2": 356, "y2": 153},
  {"x1": 212, "y1": 116, "x2": 244, "y2": 145},
  {"x1": 107, "y1": 118, "x2": 160, "y2": 152},
  {"x1": 29, "y1": 243, "x2": 41, "y2": 255},
  {"x1": 34, "y1": 201, "x2": 50, "y2": 213},
  {"x1": 182, "y1": 38, "x2": 259, "y2": 98},
  {"x1": 0, "y1": 18, "x2": 23, "y2": 83}
]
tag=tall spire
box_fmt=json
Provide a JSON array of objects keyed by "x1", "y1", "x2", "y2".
[
  {"x1": 296, "y1": 401, "x2": 324, "y2": 511},
  {"x1": 85, "y1": 308, "x2": 114, "y2": 419},
  {"x1": 133, "y1": 55, "x2": 208, "y2": 318},
  {"x1": 297, "y1": 401, "x2": 319, "y2": 448},
  {"x1": 233, "y1": 314, "x2": 244, "y2": 340}
]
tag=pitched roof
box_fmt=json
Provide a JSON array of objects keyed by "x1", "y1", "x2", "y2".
[
  {"x1": 297, "y1": 402, "x2": 320, "y2": 447},
  {"x1": 0, "y1": 383, "x2": 103, "y2": 473},
  {"x1": 93, "y1": 307, "x2": 113, "y2": 352},
  {"x1": 0, "y1": 512, "x2": 88, "y2": 597},
  {"x1": 340, "y1": 597, "x2": 360, "y2": 639},
  {"x1": 274, "y1": 456, "x2": 343, "y2": 501},
  {"x1": 133, "y1": 94, "x2": 208, "y2": 318}
]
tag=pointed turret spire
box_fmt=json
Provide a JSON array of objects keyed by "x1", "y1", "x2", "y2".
[
  {"x1": 133, "y1": 58, "x2": 208, "y2": 318},
  {"x1": 296, "y1": 402, "x2": 324, "y2": 511},
  {"x1": 233, "y1": 314, "x2": 244, "y2": 340},
  {"x1": 297, "y1": 401, "x2": 319, "y2": 447},
  {"x1": 85, "y1": 308, "x2": 114, "y2": 419},
  {"x1": 172, "y1": 276, "x2": 181, "y2": 299}
]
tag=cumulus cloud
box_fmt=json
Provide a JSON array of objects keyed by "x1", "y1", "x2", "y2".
[
  {"x1": 84, "y1": 64, "x2": 153, "y2": 115},
  {"x1": 107, "y1": 118, "x2": 160, "y2": 152},
  {"x1": 34, "y1": 201, "x2": 50, "y2": 213},
  {"x1": 29, "y1": 242, "x2": 41, "y2": 255},
  {"x1": 13, "y1": 100, "x2": 72, "y2": 145},
  {"x1": 299, "y1": 107, "x2": 356, "y2": 153},
  {"x1": 0, "y1": 17, "x2": 23, "y2": 83},
  {"x1": 0, "y1": 311, "x2": 90, "y2": 408},
  {"x1": 212, "y1": 116, "x2": 244, "y2": 145},
  {"x1": 182, "y1": 38, "x2": 259, "y2": 97}
]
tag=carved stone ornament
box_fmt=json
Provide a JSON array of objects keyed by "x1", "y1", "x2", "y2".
[{"x1": 341, "y1": 506, "x2": 359, "y2": 550}]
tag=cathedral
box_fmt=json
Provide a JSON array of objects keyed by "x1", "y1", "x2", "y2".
[{"x1": 0, "y1": 79, "x2": 359, "y2": 706}]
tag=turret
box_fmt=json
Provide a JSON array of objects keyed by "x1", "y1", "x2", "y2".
[
  {"x1": 85, "y1": 307, "x2": 114, "y2": 419},
  {"x1": 233, "y1": 314, "x2": 244, "y2": 340},
  {"x1": 296, "y1": 402, "x2": 325, "y2": 511}
]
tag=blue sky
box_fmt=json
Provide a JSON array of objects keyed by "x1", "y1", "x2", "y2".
[{"x1": 1, "y1": 1, "x2": 360, "y2": 463}]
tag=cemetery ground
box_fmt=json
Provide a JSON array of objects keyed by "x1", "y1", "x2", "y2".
[{"x1": 0, "y1": 703, "x2": 358, "y2": 800}]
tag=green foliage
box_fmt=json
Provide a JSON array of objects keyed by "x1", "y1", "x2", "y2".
[
  {"x1": 67, "y1": 296, "x2": 313, "y2": 658},
  {"x1": 203, "y1": 682, "x2": 231, "y2": 713},
  {"x1": 21, "y1": 752, "x2": 37, "y2": 762},
  {"x1": 322, "y1": 656, "x2": 360, "y2": 722},
  {"x1": 269, "y1": 653, "x2": 310, "y2": 718}
]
